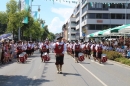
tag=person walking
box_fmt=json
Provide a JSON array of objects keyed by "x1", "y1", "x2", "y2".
[{"x1": 53, "y1": 36, "x2": 66, "y2": 74}]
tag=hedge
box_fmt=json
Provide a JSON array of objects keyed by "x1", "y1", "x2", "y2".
[{"x1": 103, "y1": 51, "x2": 130, "y2": 66}]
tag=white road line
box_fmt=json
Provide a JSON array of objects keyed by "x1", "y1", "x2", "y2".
[
  {"x1": 79, "y1": 63, "x2": 107, "y2": 86},
  {"x1": 91, "y1": 60, "x2": 104, "y2": 66},
  {"x1": 71, "y1": 57, "x2": 107, "y2": 86}
]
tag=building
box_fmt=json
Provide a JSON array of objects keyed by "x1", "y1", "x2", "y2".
[
  {"x1": 72, "y1": 0, "x2": 130, "y2": 40},
  {"x1": 62, "y1": 24, "x2": 68, "y2": 41}
]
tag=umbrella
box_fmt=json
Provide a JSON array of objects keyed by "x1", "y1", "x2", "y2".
[{"x1": 111, "y1": 24, "x2": 130, "y2": 33}]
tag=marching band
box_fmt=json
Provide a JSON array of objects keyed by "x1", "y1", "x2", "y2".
[{"x1": 0, "y1": 37, "x2": 107, "y2": 74}]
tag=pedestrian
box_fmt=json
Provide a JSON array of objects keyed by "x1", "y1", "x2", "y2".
[{"x1": 53, "y1": 36, "x2": 66, "y2": 74}]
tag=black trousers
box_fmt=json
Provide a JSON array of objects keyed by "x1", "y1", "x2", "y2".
[{"x1": 55, "y1": 55, "x2": 64, "y2": 65}]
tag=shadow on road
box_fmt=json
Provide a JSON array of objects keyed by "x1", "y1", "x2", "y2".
[
  {"x1": 62, "y1": 72, "x2": 81, "y2": 76},
  {"x1": 0, "y1": 61, "x2": 15, "y2": 68},
  {"x1": 0, "y1": 75, "x2": 51, "y2": 86},
  {"x1": 80, "y1": 62, "x2": 90, "y2": 64},
  {"x1": 103, "y1": 62, "x2": 114, "y2": 65}
]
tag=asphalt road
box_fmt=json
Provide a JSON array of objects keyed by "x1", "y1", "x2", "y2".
[{"x1": 0, "y1": 51, "x2": 130, "y2": 86}]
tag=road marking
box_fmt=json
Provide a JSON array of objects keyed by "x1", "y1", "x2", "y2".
[
  {"x1": 91, "y1": 60, "x2": 104, "y2": 66},
  {"x1": 71, "y1": 57, "x2": 107, "y2": 86},
  {"x1": 79, "y1": 63, "x2": 107, "y2": 86}
]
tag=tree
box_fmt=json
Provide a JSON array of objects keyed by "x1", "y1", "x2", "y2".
[{"x1": 6, "y1": 0, "x2": 27, "y2": 39}]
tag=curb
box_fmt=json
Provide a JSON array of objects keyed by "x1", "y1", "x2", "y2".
[{"x1": 108, "y1": 59, "x2": 130, "y2": 69}]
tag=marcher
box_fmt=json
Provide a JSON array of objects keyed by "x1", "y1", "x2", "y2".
[
  {"x1": 73, "y1": 40, "x2": 81, "y2": 63},
  {"x1": 53, "y1": 36, "x2": 66, "y2": 74}
]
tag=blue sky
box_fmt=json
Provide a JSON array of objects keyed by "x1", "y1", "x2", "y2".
[{"x1": 0, "y1": 0, "x2": 78, "y2": 34}]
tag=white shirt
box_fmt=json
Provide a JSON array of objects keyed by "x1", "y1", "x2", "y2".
[{"x1": 91, "y1": 44, "x2": 96, "y2": 50}]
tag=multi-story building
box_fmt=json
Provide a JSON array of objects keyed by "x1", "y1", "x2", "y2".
[
  {"x1": 73, "y1": 0, "x2": 130, "y2": 40},
  {"x1": 62, "y1": 24, "x2": 68, "y2": 40},
  {"x1": 65, "y1": 14, "x2": 79, "y2": 41}
]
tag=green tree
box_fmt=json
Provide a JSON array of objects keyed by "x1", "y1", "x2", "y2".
[{"x1": 6, "y1": 0, "x2": 27, "y2": 39}]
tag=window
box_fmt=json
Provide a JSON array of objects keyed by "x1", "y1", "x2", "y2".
[
  {"x1": 111, "y1": 14, "x2": 116, "y2": 19},
  {"x1": 103, "y1": 25, "x2": 109, "y2": 30},
  {"x1": 103, "y1": 14, "x2": 109, "y2": 19},
  {"x1": 88, "y1": 13, "x2": 95, "y2": 19},
  {"x1": 127, "y1": 14, "x2": 130, "y2": 19},
  {"x1": 96, "y1": 14, "x2": 102, "y2": 19},
  {"x1": 96, "y1": 25, "x2": 102, "y2": 30},
  {"x1": 89, "y1": 25, "x2": 95, "y2": 30},
  {"x1": 122, "y1": 14, "x2": 125, "y2": 19},
  {"x1": 116, "y1": 14, "x2": 122, "y2": 19},
  {"x1": 110, "y1": 3, "x2": 116, "y2": 8},
  {"x1": 103, "y1": 3, "x2": 108, "y2": 9},
  {"x1": 116, "y1": 3, "x2": 122, "y2": 8}
]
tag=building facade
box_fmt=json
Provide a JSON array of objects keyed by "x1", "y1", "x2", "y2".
[
  {"x1": 73, "y1": 0, "x2": 130, "y2": 40},
  {"x1": 65, "y1": 15, "x2": 79, "y2": 41}
]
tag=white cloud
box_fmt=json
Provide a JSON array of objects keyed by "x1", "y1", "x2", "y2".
[
  {"x1": 48, "y1": 17, "x2": 64, "y2": 34},
  {"x1": 48, "y1": 7, "x2": 74, "y2": 33},
  {"x1": 51, "y1": 8, "x2": 74, "y2": 23}
]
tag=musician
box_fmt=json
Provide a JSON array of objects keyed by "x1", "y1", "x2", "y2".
[
  {"x1": 73, "y1": 40, "x2": 81, "y2": 63},
  {"x1": 16, "y1": 41, "x2": 23, "y2": 62},
  {"x1": 53, "y1": 36, "x2": 66, "y2": 74},
  {"x1": 95, "y1": 42, "x2": 103, "y2": 64},
  {"x1": 91, "y1": 42, "x2": 97, "y2": 61},
  {"x1": 40, "y1": 41, "x2": 48, "y2": 62}
]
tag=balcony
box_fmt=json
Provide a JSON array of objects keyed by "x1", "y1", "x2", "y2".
[
  {"x1": 70, "y1": 17, "x2": 76, "y2": 21},
  {"x1": 71, "y1": 36, "x2": 76, "y2": 40},
  {"x1": 71, "y1": 23, "x2": 77, "y2": 27},
  {"x1": 71, "y1": 30, "x2": 77, "y2": 34},
  {"x1": 76, "y1": 24, "x2": 79, "y2": 30},
  {"x1": 76, "y1": 17, "x2": 80, "y2": 22}
]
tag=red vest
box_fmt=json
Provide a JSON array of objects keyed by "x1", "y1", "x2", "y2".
[
  {"x1": 55, "y1": 43, "x2": 64, "y2": 54},
  {"x1": 75, "y1": 44, "x2": 80, "y2": 51},
  {"x1": 42, "y1": 45, "x2": 47, "y2": 52},
  {"x1": 17, "y1": 46, "x2": 22, "y2": 53},
  {"x1": 87, "y1": 44, "x2": 91, "y2": 50},
  {"x1": 97, "y1": 46, "x2": 102, "y2": 53},
  {"x1": 92, "y1": 45, "x2": 96, "y2": 52},
  {"x1": 83, "y1": 45, "x2": 87, "y2": 51}
]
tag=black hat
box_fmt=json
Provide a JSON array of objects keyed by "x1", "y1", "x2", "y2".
[{"x1": 57, "y1": 36, "x2": 63, "y2": 40}]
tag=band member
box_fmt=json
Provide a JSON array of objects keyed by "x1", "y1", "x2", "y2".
[
  {"x1": 71, "y1": 41, "x2": 74, "y2": 57},
  {"x1": 16, "y1": 41, "x2": 23, "y2": 62},
  {"x1": 82, "y1": 42, "x2": 87, "y2": 57},
  {"x1": 86, "y1": 42, "x2": 91, "y2": 59},
  {"x1": 73, "y1": 40, "x2": 81, "y2": 63},
  {"x1": 53, "y1": 36, "x2": 66, "y2": 74},
  {"x1": 30, "y1": 42, "x2": 34, "y2": 55},
  {"x1": 26, "y1": 41, "x2": 31, "y2": 56},
  {"x1": 91, "y1": 42, "x2": 96, "y2": 61},
  {"x1": 95, "y1": 42, "x2": 103, "y2": 64},
  {"x1": 46, "y1": 40, "x2": 50, "y2": 54},
  {"x1": 40, "y1": 41, "x2": 48, "y2": 62}
]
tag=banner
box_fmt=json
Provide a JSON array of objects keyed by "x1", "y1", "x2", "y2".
[
  {"x1": 21, "y1": 0, "x2": 29, "y2": 24},
  {"x1": 31, "y1": 11, "x2": 38, "y2": 21}
]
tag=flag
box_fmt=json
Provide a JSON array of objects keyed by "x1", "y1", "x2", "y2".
[
  {"x1": 21, "y1": 0, "x2": 29, "y2": 24},
  {"x1": 53, "y1": 0, "x2": 54, "y2": 4}
]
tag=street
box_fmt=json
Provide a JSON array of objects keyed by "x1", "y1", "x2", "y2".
[{"x1": 0, "y1": 51, "x2": 130, "y2": 86}]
